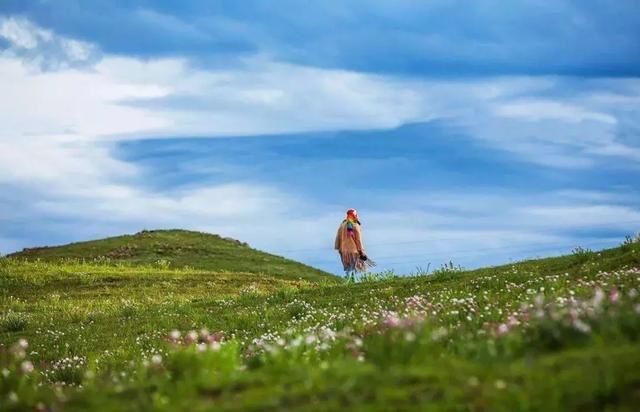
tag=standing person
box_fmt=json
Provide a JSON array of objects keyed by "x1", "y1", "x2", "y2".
[{"x1": 335, "y1": 208, "x2": 370, "y2": 281}]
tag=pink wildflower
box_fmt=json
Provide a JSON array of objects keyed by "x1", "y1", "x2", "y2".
[
  {"x1": 185, "y1": 330, "x2": 198, "y2": 343},
  {"x1": 383, "y1": 312, "x2": 400, "y2": 328},
  {"x1": 609, "y1": 288, "x2": 620, "y2": 303},
  {"x1": 406, "y1": 296, "x2": 423, "y2": 310}
]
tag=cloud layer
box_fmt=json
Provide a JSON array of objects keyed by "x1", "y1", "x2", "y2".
[
  {"x1": 3, "y1": 1, "x2": 639, "y2": 76},
  {"x1": 1, "y1": 12, "x2": 638, "y2": 274}
]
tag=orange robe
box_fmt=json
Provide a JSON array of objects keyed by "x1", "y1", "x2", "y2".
[{"x1": 334, "y1": 220, "x2": 366, "y2": 272}]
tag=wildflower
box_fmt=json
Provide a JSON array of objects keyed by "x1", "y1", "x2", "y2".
[
  {"x1": 609, "y1": 288, "x2": 620, "y2": 303},
  {"x1": 496, "y1": 323, "x2": 509, "y2": 336},
  {"x1": 406, "y1": 295, "x2": 424, "y2": 310},
  {"x1": 573, "y1": 319, "x2": 591, "y2": 334},
  {"x1": 206, "y1": 332, "x2": 224, "y2": 343},
  {"x1": 431, "y1": 327, "x2": 448, "y2": 341},
  {"x1": 186, "y1": 330, "x2": 198, "y2": 343},
  {"x1": 209, "y1": 341, "x2": 221, "y2": 351},
  {"x1": 199, "y1": 328, "x2": 210, "y2": 339},
  {"x1": 568, "y1": 308, "x2": 579, "y2": 321},
  {"x1": 534, "y1": 294, "x2": 544, "y2": 307},
  {"x1": 151, "y1": 355, "x2": 162, "y2": 365},
  {"x1": 20, "y1": 360, "x2": 34, "y2": 374},
  {"x1": 592, "y1": 288, "x2": 605, "y2": 307},
  {"x1": 628, "y1": 288, "x2": 638, "y2": 299},
  {"x1": 383, "y1": 312, "x2": 400, "y2": 328},
  {"x1": 10, "y1": 344, "x2": 26, "y2": 359},
  {"x1": 2, "y1": 368, "x2": 9, "y2": 378},
  {"x1": 17, "y1": 338, "x2": 28, "y2": 349},
  {"x1": 169, "y1": 330, "x2": 181, "y2": 341}
]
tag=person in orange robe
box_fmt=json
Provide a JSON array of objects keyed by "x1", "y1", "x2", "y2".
[{"x1": 335, "y1": 208, "x2": 369, "y2": 280}]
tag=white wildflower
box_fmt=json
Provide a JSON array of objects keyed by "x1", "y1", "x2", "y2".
[
  {"x1": 151, "y1": 355, "x2": 162, "y2": 365},
  {"x1": 20, "y1": 360, "x2": 34, "y2": 374}
]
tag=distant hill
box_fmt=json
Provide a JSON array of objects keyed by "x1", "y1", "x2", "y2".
[{"x1": 8, "y1": 229, "x2": 336, "y2": 282}]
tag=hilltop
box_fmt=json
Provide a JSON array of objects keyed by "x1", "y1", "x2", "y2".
[
  {"x1": 8, "y1": 229, "x2": 336, "y2": 282},
  {"x1": 1, "y1": 240, "x2": 639, "y2": 410}
]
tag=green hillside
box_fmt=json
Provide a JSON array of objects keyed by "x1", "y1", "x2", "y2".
[
  {"x1": 7, "y1": 229, "x2": 335, "y2": 282},
  {"x1": 1, "y1": 238, "x2": 640, "y2": 411}
]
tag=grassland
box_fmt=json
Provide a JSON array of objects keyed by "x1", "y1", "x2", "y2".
[
  {"x1": 1, "y1": 236, "x2": 640, "y2": 411},
  {"x1": 7, "y1": 229, "x2": 335, "y2": 282}
]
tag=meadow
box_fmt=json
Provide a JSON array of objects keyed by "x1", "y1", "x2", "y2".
[
  {"x1": 1, "y1": 233, "x2": 640, "y2": 411},
  {"x1": 6, "y1": 229, "x2": 333, "y2": 282}
]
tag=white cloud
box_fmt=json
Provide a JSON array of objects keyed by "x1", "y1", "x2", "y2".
[
  {"x1": 91, "y1": 56, "x2": 436, "y2": 137},
  {"x1": 0, "y1": 56, "x2": 170, "y2": 140},
  {"x1": 0, "y1": 17, "x2": 52, "y2": 49},
  {"x1": 0, "y1": 17, "x2": 98, "y2": 68},
  {"x1": 0, "y1": 136, "x2": 136, "y2": 189},
  {"x1": 493, "y1": 99, "x2": 616, "y2": 124},
  {"x1": 35, "y1": 183, "x2": 293, "y2": 224}
]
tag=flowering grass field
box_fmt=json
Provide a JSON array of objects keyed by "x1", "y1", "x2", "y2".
[{"x1": 2, "y1": 238, "x2": 640, "y2": 411}]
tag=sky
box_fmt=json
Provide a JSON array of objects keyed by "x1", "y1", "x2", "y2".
[{"x1": 1, "y1": 1, "x2": 639, "y2": 275}]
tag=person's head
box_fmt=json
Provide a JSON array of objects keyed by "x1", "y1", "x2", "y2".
[{"x1": 346, "y1": 208, "x2": 359, "y2": 223}]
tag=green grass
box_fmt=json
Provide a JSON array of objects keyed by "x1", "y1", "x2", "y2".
[
  {"x1": 1, "y1": 238, "x2": 640, "y2": 411},
  {"x1": 7, "y1": 229, "x2": 336, "y2": 282}
]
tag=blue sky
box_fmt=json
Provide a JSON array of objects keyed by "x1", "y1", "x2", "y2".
[{"x1": 1, "y1": 1, "x2": 639, "y2": 274}]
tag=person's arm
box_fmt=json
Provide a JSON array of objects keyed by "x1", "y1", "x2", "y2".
[{"x1": 353, "y1": 224, "x2": 365, "y2": 254}]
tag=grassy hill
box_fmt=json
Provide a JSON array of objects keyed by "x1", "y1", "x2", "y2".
[
  {"x1": 1, "y1": 239, "x2": 640, "y2": 411},
  {"x1": 7, "y1": 229, "x2": 335, "y2": 282}
]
